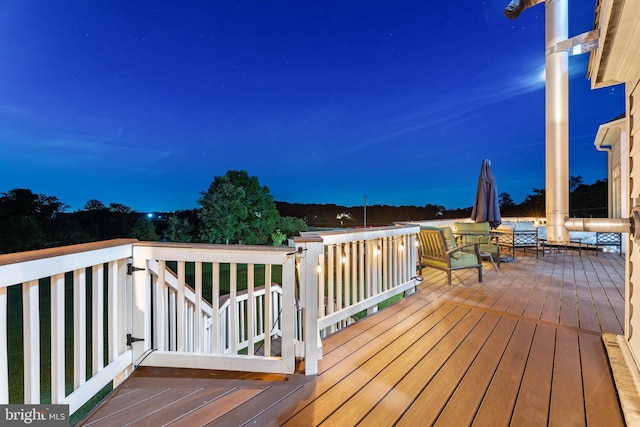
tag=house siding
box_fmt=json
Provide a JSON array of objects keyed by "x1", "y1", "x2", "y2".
[{"x1": 626, "y1": 76, "x2": 640, "y2": 364}]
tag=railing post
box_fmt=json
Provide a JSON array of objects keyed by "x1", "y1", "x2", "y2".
[
  {"x1": 130, "y1": 245, "x2": 152, "y2": 367},
  {"x1": 293, "y1": 235, "x2": 323, "y2": 375},
  {"x1": 23, "y1": 280, "x2": 40, "y2": 403},
  {"x1": 0, "y1": 286, "x2": 7, "y2": 404},
  {"x1": 51, "y1": 273, "x2": 66, "y2": 402}
]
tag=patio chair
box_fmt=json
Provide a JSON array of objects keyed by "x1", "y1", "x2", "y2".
[
  {"x1": 452, "y1": 221, "x2": 501, "y2": 270},
  {"x1": 594, "y1": 232, "x2": 623, "y2": 256},
  {"x1": 497, "y1": 222, "x2": 539, "y2": 258},
  {"x1": 417, "y1": 226, "x2": 482, "y2": 286}
]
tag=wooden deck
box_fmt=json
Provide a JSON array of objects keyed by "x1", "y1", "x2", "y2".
[{"x1": 78, "y1": 250, "x2": 626, "y2": 426}]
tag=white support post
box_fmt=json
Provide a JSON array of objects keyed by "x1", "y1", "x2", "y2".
[
  {"x1": 92, "y1": 264, "x2": 104, "y2": 375},
  {"x1": 176, "y1": 261, "x2": 185, "y2": 352},
  {"x1": 264, "y1": 264, "x2": 272, "y2": 356},
  {"x1": 114, "y1": 258, "x2": 131, "y2": 386},
  {"x1": 247, "y1": 264, "x2": 255, "y2": 356},
  {"x1": 194, "y1": 262, "x2": 203, "y2": 353},
  {"x1": 545, "y1": 0, "x2": 570, "y2": 243},
  {"x1": 293, "y1": 234, "x2": 323, "y2": 375},
  {"x1": 130, "y1": 246, "x2": 151, "y2": 367},
  {"x1": 23, "y1": 280, "x2": 40, "y2": 404},
  {"x1": 107, "y1": 262, "x2": 118, "y2": 363},
  {"x1": 51, "y1": 273, "x2": 66, "y2": 403},
  {"x1": 73, "y1": 269, "x2": 87, "y2": 389},
  {"x1": 230, "y1": 263, "x2": 238, "y2": 354},
  {"x1": 155, "y1": 260, "x2": 166, "y2": 352},
  {"x1": 0, "y1": 286, "x2": 7, "y2": 403},
  {"x1": 211, "y1": 262, "x2": 220, "y2": 354}
]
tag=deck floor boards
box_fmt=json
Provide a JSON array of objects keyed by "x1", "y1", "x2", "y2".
[
  {"x1": 510, "y1": 324, "x2": 555, "y2": 426},
  {"x1": 78, "y1": 251, "x2": 626, "y2": 426}
]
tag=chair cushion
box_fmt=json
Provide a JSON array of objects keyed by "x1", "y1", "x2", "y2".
[
  {"x1": 421, "y1": 226, "x2": 457, "y2": 250},
  {"x1": 422, "y1": 258, "x2": 448, "y2": 269},
  {"x1": 453, "y1": 221, "x2": 498, "y2": 255},
  {"x1": 453, "y1": 221, "x2": 490, "y2": 233},
  {"x1": 441, "y1": 227, "x2": 457, "y2": 250},
  {"x1": 450, "y1": 251, "x2": 480, "y2": 268}
]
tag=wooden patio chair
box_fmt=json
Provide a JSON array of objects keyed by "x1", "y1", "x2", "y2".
[{"x1": 418, "y1": 226, "x2": 483, "y2": 286}]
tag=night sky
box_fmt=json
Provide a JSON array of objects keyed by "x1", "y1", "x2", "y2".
[{"x1": 0, "y1": 1, "x2": 625, "y2": 213}]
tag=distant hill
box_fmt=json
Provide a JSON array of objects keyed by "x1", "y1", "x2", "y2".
[{"x1": 275, "y1": 201, "x2": 472, "y2": 228}]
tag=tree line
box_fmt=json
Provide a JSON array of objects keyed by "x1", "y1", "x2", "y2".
[
  {"x1": 277, "y1": 176, "x2": 607, "y2": 227},
  {"x1": 0, "y1": 172, "x2": 607, "y2": 254}
]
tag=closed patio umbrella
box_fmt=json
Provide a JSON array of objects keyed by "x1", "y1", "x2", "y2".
[{"x1": 470, "y1": 158, "x2": 501, "y2": 229}]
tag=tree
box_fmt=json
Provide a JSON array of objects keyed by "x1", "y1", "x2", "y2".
[
  {"x1": 109, "y1": 202, "x2": 134, "y2": 213},
  {"x1": 569, "y1": 175, "x2": 584, "y2": 192},
  {"x1": 271, "y1": 229, "x2": 287, "y2": 246},
  {"x1": 0, "y1": 188, "x2": 38, "y2": 215},
  {"x1": 198, "y1": 170, "x2": 280, "y2": 244},
  {"x1": 199, "y1": 179, "x2": 248, "y2": 244},
  {"x1": 519, "y1": 188, "x2": 545, "y2": 217},
  {"x1": 36, "y1": 195, "x2": 69, "y2": 219},
  {"x1": 499, "y1": 192, "x2": 515, "y2": 208},
  {"x1": 165, "y1": 215, "x2": 193, "y2": 242},
  {"x1": 0, "y1": 210, "x2": 43, "y2": 253},
  {"x1": 129, "y1": 218, "x2": 159, "y2": 241},
  {"x1": 83, "y1": 199, "x2": 107, "y2": 211},
  {"x1": 275, "y1": 216, "x2": 308, "y2": 238},
  {"x1": 0, "y1": 188, "x2": 67, "y2": 219},
  {"x1": 0, "y1": 189, "x2": 70, "y2": 252},
  {"x1": 570, "y1": 178, "x2": 608, "y2": 217}
]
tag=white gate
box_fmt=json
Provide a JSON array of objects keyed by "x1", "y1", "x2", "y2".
[{"x1": 129, "y1": 243, "x2": 298, "y2": 374}]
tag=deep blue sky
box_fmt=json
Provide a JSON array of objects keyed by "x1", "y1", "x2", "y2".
[{"x1": 0, "y1": 1, "x2": 625, "y2": 213}]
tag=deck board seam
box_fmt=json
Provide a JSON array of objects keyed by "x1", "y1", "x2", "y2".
[
  {"x1": 440, "y1": 300, "x2": 603, "y2": 336},
  {"x1": 325, "y1": 309, "x2": 487, "y2": 426},
  {"x1": 395, "y1": 311, "x2": 504, "y2": 426},
  {"x1": 283, "y1": 304, "x2": 467, "y2": 425}
]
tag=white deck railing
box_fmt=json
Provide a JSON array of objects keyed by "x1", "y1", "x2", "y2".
[
  {"x1": 130, "y1": 243, "x2": 297, "y2": 376},
  {"x1": 145, "y1": 259, "x2": 294, "y2": 356},
  {"x1": 296, "y1": 226, "x2": 420, "y2": 336},
  {"x1": 0, "y1": 239, "x2": 136, "y2": 416},
  {"x1": 0, "y1": 224, "x2": 420, "y2": 415}
]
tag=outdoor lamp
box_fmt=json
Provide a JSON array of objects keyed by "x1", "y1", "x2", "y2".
[{"x1": 504, "y1": 0, "x2": 544, "y2": 20}]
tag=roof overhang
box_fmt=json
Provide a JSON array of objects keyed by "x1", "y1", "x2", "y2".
[
  {"x1": 588, "y1": 0, "x2": 640, "y2": 89},
  {"x1": 594, "y1": 115, "x2": 626, "y2": 152}
]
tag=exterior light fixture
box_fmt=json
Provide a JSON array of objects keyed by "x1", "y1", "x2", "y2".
[{"x1": 504, "y1": 0, "x2": 543, "y2": 20}]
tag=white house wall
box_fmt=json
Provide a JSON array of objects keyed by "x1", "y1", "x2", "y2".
[{"x1": 628, "y1": 77, "x2": 640, "y2": 365}]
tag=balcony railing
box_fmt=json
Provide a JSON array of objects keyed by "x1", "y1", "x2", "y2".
[{"x1": 0, "y1": 224, "x2": 420, "y2": 416}]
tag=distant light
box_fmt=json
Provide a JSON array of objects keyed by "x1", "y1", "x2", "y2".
[{"x1": 147, "y1": 213, "x2": 154, "y2": 219}]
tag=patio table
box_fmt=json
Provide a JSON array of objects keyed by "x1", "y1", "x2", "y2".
[
  {"x1": 453, "y1": 230, "x2": 504, "y2": 271},
  {"x1": 538, "y1": 237, "x2": 584, "y2": 256}
]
